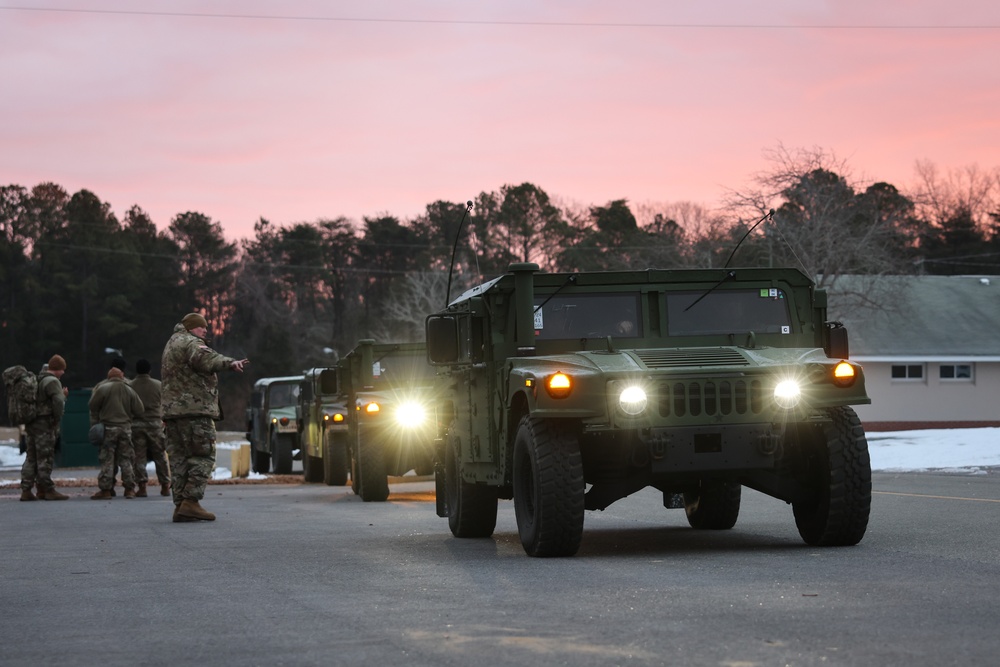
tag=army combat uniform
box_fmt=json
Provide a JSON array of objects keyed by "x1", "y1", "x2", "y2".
[
  {"x1": 89, "y1": 368, "x2": 145, "y2": 499},
  {"x1": 20, "y1": 367, "x2": 68, "y2": 500},
  {"x1": 161, "y1": 319, "x2": 240, "y2": 522},
  {"x1": 131, "y1": 370, "x2": 172, "y2": 496}
]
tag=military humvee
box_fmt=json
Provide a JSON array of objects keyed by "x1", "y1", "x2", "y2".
[
  {"x1": 297, "y1": 367, "x2": 350, "y2": 485},
  {"x1": 340, "y1": 340, "x2": 439, "y2": 502},
  {"x1": 246, "y1": 375, "x2": 303, "y2": 475},
  {"x1": 426, "y1": 263, "x2": 872, "y2": 557}
]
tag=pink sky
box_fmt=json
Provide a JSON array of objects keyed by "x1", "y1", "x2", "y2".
[{"x1": 2, "y1": 1, "x2": 999, "y2": 240}]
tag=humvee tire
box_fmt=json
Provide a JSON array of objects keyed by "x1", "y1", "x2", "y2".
[
  {"x1": 445, "y1": 422, "x2": 498, "y2": 538},
  {"x1": 512, "y1": 416, "x2": 585, "y2": 557},
  {"x1": 357, "y1": 425, "x2": 389, "y2": 502},
  {"x1": 792, "y1": 406, "x2": 872, "y2": 546},
  {"x1": 271, "y1": 432, "x2": 294, "y2": 475},
  {"x1": 251, "y1": 448, "x2": 270, "y2": 475},
  {"x1": 302, "y1": 449, "x2": 323, "y2": 483},
  {"x1": 683, "y1": 480, "x2": 742, "y2": 530},
  {"x1": 323, "y1": 431, "x2": 349, "y2": 486}
]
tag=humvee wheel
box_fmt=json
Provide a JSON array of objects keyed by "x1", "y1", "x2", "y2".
[
  {"x1": 792, "y1": 406, "x2": 872, "y2": 546},
  {"x1": 357, "y1": 425, "x2": 389, "y2": 502},
  {"x1": 512, "y1": 416, "x2": 585, "y2": 557},
  {"x1": 683, "y1": 480, "x2": 741, "y2": 529},
  {"x1": 250, "y1": 447, "x2": 270, "y2": 474},
  {"x1": 271, "y1": 432, "x2": 294, "y2": 475},
  {"x1": 349, "y1": 444, "x2": 360, "y2": 495},
  {"x1": 445, "y1": 422, "x2": 498, "y2": 538},
  {"x1": 302, "y1": 446, "x2": 323, "y2": 483},
  {"x1": 323, "y1": 431, "x2": 349, "y2": 486}
]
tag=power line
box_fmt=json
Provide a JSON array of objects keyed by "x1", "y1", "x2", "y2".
[{"x1": 1, "y1": 5, "x2": 997, "y2": 30}]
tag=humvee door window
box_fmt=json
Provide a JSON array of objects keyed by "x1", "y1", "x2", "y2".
[
  {"x1": 666, "y1": 289, "x2": 792, "y2": 336},
  {"x1": 533, "y1": 293, "x2": 642, "y2": 340}
]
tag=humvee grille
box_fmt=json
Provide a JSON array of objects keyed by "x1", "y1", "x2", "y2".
[
  {"x1": 634, "y1": 348, "x2": 749, "y2": 369},
  {"x1": 656, "y1": 379, "x2": 765, "y2": 417}
]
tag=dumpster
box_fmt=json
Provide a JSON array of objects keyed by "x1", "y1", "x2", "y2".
[{"x1": 57, "y1": 388, "x2": 98, "y2": 468}]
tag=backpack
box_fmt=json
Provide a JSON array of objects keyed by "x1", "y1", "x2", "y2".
[{"x1": 3, "y1": 365, "x2": 40, "y2": 426}]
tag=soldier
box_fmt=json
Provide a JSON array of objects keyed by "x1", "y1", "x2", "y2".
[
  {"x1": 20, "y1": 354, "x2": 70, "y2": 501},
  {"x1": 130, "y1": 358, "x2": 171, "y2": 497},
  {"x1": 88, "y1": 367, "x2": 145, "y2": 499},
  {"x1": 161, "y1": 312, "x2": 248, "y2": 523}
]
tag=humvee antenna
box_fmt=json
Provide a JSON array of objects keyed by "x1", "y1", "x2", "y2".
[
  {"x1": 724, "y1": 209, "x2": 774, "y2": 269},
  {"x1": 445, "y1": 200, "x2": 475, "y2": 307}
]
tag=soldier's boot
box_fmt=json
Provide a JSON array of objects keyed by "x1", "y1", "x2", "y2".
[
  {"x1": 172, "y1": 505, "x2": 198, "y2": 523},
  {"x1": 160, "y1": 482, "x2": 171, "y2": 497},
  {"x1": 110, "y1": 488, "x2": 117, "y2": 497},
  {"x1": 90, "y1": 489, "x2": 113, "y2": 500},
  {"x1": 177, "y1": 499, "x2": 216, "y2": 521},
  {"x1": 20, "y1": 489, "x2": 38, "y2": 501},
  {"x1": 124, "y1": 487, "x2": 136, "y2": 499},
  {"x1": 34, "y1": 488, "x2": 46, "y2": 500},
  {"x1": 136, "y1": 483, "x2": 148, "y2": 498},
  {"x1": 42, "y1": 488, "x2": 69, "y2": 501}
]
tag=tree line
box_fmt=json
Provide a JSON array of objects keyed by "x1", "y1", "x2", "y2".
[{"x1": 3, "y1": 147, "x2": 998, "y2": 428}]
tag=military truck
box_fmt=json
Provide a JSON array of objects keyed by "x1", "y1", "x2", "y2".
[
  {"x1": 426, "y1": 263, "x2": 872, "y2": 557},
  {"x1": 246, "y1": 375, "x2": 303, "y2": 475},
  {"x1": 297, "y1": 366, "x2": 350, "y2": 485},
  {"x1": 341, "y1": 340, "x2": 439, "y2": 502}
]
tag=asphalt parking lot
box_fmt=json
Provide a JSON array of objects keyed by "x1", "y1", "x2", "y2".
[{"x1": 2, "y1": 464, "x2": 999, "y2": 667}]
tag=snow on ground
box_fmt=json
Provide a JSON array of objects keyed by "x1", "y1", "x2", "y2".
[{"x1": 1, "y1": 429, "x2": 998, "y2": 485}]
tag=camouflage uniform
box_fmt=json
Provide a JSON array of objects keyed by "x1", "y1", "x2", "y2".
[
  {"x1": 161, "y1": 323, "x2": 237, "y2": 509},
  {"x1": 20, "y1": 372, "x2": 65, "y2": 495},
  {"x1": 131, "y1": 372, "x2": 171, "y2": 490},
  {"x1": 89, "y1": 371, "x2": 145, "y2": 495}
]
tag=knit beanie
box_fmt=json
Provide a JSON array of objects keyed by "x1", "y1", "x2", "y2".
[
  {"x1": 107, "y1": 367, "x2": 124, "y2": 380},
  {"x1": 182, "y1": 312, "x2": 208, "y2": 331},
  {"x1": 136, "y1": 358, "x2": 151, "y2": 374},
  {"x1": 47, "y1": 354, "x2": 67, "y2": 371}
]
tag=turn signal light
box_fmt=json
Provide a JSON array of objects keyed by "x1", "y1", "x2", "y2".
[
  {"x1": 545, "y1": 372, "x2": 573, "y2": 399},
  {"x1": 832, "y1": 361, "x2": 856, "y2": 387}
]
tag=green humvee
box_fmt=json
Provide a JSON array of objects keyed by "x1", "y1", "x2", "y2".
[
  {"x1": 341, "y1": 340, "x2": 439, "y2": 502},
  {"x1": 297, "y1": 367, "x2": 350, "y2": 485},
  {"x1": 246, "y1": 375, "x2": 303, "y2": 475},
  {"x1": 426, "y1": 263, "x2": 872, "y2": 557}
]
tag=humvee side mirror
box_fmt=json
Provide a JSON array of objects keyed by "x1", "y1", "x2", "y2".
[
  {"x1": 250, "y1": 390, "x2": 262, "y2": 408},
  {"x1": 825, "y1": 322, "x2": 850, "y2": 359},
  {"x1": 319, "y1": 369, "x2": 339, "y2": 395},
  {"x1": 300, "y1": 381, "x2": 313, "y2": 402},
  {"x1": 427, "y1": 315, "x2": 460, "y2": 364}
]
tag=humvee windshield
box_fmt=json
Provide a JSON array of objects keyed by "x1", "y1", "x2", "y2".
[
  {"x1": 267, "y1": 383, "x2": 300, "y2": 408},
  {"x1": 372, "y1": 354, "x2": 435, "y2": 389},
  {"x1": 533, "y1": 293, "x2": 642, "y2": 340},
  {"x1": 666, "y1": 288, "x2": 792, "y2": 336}
]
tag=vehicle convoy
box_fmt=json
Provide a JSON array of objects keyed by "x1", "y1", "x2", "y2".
[
  {"x1": 297, "y1": 367, "x2": 350, "y2": 485},
  {"x1": 340, "y1": 340, "x2": 439, "y2": 502},
  {"x1": 246, "y1": 375, "x2": 303, "y2": 475},
  {"x1": 426, "y1": 263, "x2": 872, "y2": 557}
]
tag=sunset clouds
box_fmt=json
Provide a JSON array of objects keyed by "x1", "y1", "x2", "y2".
[{"x1": 2, "y1": 1, "x2": 998, "y2": 238}]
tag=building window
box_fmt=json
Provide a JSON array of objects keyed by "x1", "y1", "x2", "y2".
[
  {"x1": 891, "y1": 364, "x2": 925, "y2": 381},
  {"x1": 939, "y1": 363, "x2": 974, "y2": 382}
]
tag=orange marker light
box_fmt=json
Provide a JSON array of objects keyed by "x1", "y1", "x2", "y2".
[
  {"x1": 833, "y1": 361, "x2": 856, "y2": 387},
  {"x1": 545, "y1": 372, "x2": 572, "y2": 399}
]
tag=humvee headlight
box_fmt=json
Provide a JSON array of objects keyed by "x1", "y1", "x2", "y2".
[
  {"x1": 618, "y1": 386, "x2": 648, "y2": 416},
  {"x1": 364, "y1": 402, "x2": 380, "y2": 414},
  {"x1": 396, "y1": 401, "x2": 426, "y2": 427},
  {"x1": 773, "y1": 380, "x2": 802, "y2": 409},
  {"x1": 279, "y1": 417, "x2": 290, "y2": 426},
  {"x1": 832, "y1": 361, "x2": 856, "y2": 387},
  {"x1": 545, "y1": 372, "x2": 573, "y2": 399},
  {"x1": 332, "y1": 413, "x2": 344, "y2": 423}
]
